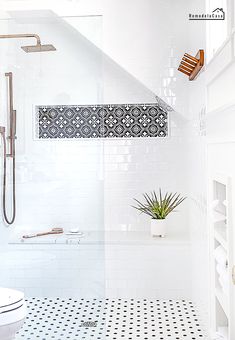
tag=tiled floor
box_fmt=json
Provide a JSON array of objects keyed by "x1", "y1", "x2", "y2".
[{"x1": 16, "y1": 298, "x2": 207, "y2": 340}]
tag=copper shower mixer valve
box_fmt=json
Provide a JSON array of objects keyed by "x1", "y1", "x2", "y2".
[{"x1": 178, "y1": 50, "x2": 204, "y2": 80}]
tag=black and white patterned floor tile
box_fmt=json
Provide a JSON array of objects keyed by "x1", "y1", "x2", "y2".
[{"x1": 16, "y1": 298, "x2": 207, "y2": 340}]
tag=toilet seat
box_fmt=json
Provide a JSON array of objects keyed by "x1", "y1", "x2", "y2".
[
  {"x1": 0, "y1": 298, "x2": 25, "y2": 314},
  {"x1": 0, "y1": 288, "x2": 24, "y2": 309},
  {"x1": 0, "y1": 288, "x2": 26, "y2": 326},
  {"x1": 0, "y1": 303, "x2": 26, "y2": 326}
]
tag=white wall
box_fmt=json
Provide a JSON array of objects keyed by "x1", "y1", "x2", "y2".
[
  {"x1": 102, "y1": 0, "x2": 190, "y2": 114},
  {"x1": 186, "y1": 0, "x2": 208, "y2": 329}
]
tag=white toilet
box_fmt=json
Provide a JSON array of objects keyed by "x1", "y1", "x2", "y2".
[{"x1": 0, "y1": 288, "x2": 27, "y2": 340}]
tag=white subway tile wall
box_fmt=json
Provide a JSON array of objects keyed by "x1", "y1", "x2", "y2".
[
  {"x1": 4, "y1": 132, "x2": 190, "y2": 299},
  {"x1": 0, "y1": 242, "x2": 191, "y2": 299},
  {"x1": 103, "y1": 138, "x2": 188, "y2": 233},
  {"x1": 14, "y1": 136, "x2": 188, "y2": 234}
]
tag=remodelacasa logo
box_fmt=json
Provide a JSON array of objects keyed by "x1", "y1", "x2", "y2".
[{"x1": 189, "y1": 8, "x2": 225, "y2": 20}]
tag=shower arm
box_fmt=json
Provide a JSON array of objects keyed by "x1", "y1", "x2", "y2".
[{"x1": 0, "y1": 33, "x2": 41, "y2": 46}]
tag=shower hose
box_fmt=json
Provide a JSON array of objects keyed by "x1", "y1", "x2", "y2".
[{"x1": 0, "y1": 128, "x2": 16, "y2": 224}]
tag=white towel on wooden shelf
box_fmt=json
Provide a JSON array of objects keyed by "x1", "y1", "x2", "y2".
[
  {"x1": 218, "y1": 326, "x2": 228, "y2": 340},
  {"x1": 213, "y1": 334, "x2": 224, "y2": 340},
  {"x1": 214, "y1": 245, "x2": 228, "y2": 267},
  {"x1": 218, "y1": 276, "x2": 229, "y2": 295},
  {"x1": 213, "y1": 331, "x2": 228, "y2": 340},
  {"x1": 216, "y1": 264, "x2": 229, "y2": 281},
  {"x1": 212, "y1": 199, "x2": 219, "y2": 208}
]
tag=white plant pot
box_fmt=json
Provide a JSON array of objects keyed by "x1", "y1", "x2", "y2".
[{"x1": 150, "y1": 219, "x2": 166, "y2": 237}]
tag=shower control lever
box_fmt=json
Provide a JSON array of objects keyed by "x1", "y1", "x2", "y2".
[{"x1": 7, "y1": 136, "x2": 17, "y2": 140}]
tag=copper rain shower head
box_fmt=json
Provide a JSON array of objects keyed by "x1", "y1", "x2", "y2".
[{"x1": 0, "y1": 33, "x2": 56, "y2": 53}]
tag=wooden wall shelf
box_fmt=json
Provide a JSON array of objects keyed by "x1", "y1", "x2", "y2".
[{"x1": 178, "y1": 50, "x2": 204, "y2": 80}]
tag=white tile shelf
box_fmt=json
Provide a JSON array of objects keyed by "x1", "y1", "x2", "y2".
[
  {"x1": 104, "y1": 231, "x2": 190, "y2": 245},
  {"x1": 213, "y1": 211, "x2": 226, "y2": 223},
  {"x1": 206, "y1": 103, "x2": 235, "y2": 118},
  {"x1": 214, "y1": 225, "x2": 227, "y2": 250},
  {"x1": 9, "y1": 234, "x2": 81, "y2": 245},
  {"x1": 215, "y1": 286, "x2": 229, "y2": 317},
  {"x1": 209, "y1": 173, "x2": 233, "y2": 339},
  {"x1": 9, "y1": 231, "x2": 191, "y2": 246}
]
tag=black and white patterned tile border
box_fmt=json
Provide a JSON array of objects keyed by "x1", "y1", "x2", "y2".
[{"x1": 36, "y1": 103, "x2": 168, "y2": 139}]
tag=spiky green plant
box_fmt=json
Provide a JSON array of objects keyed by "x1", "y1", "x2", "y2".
[{"x1": 133, "y1": 189, "x2": 186, "y2": 219}]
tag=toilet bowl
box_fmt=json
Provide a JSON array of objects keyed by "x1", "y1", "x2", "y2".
[{"x1": 0, "y1": 288, "x2": 27, "y2": 340}]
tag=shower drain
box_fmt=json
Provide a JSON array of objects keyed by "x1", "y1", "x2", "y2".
[{"x1": 80, "y1": 321, "x2": 98, "y2": 327}]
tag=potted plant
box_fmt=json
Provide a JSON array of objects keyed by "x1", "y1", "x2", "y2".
[{"x1": 133, "y1": 189, "x2": 186, "y2": 237}]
